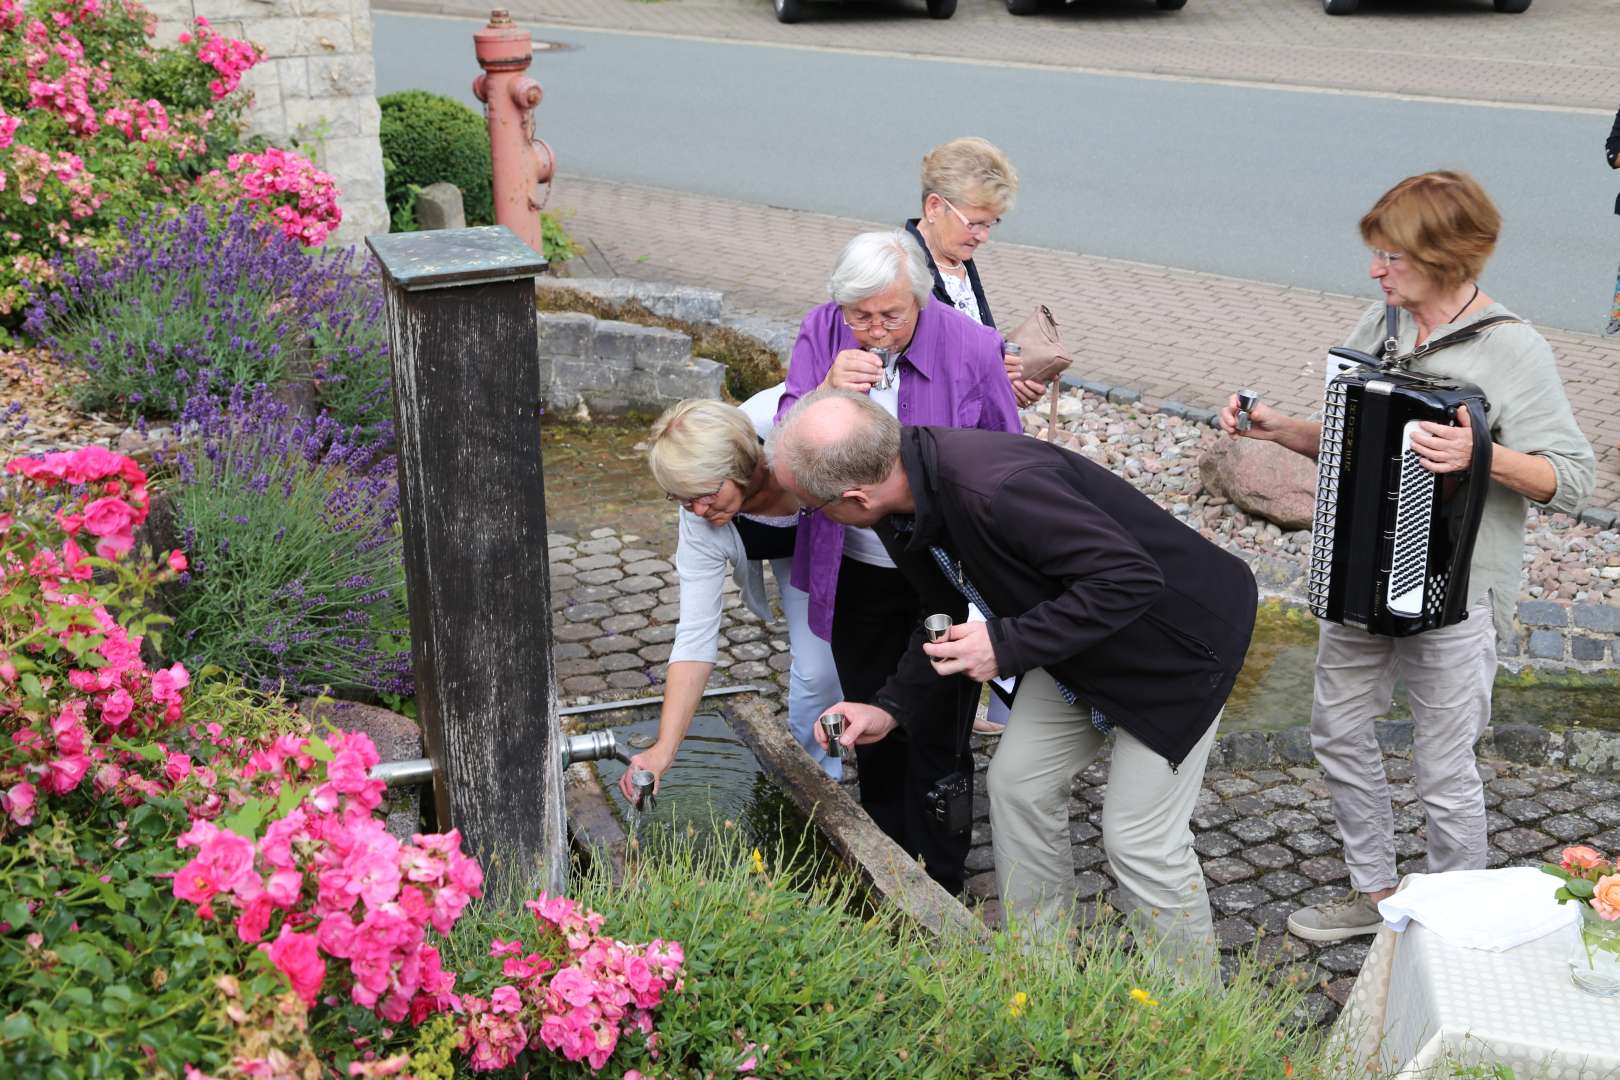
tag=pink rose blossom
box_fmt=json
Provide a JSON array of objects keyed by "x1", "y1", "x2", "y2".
[
  {"x1": 265, "y1": 925, "x2": 326, "y2": 1005},
  {"x1": 2, "y1": 782, "x2": 37, "y2": 826},
  {"x1": 1562, "y1": 845, "x2": 1607, "y2": 872}
]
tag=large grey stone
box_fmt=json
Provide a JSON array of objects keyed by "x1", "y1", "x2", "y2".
[
  {"x1": 1527, "y1": 630, "x2": 1565, "y2": 660},
  {"x1": 1573, "y1": 603, "x2": 1620, "y2": 632},
  {"x1": 1490, "y1": 724, "x2": 1550, "y2": 765},
  {"x1": 1517, "y1": 600, "x2": 1568, "y2": 627},
  {"x1": 594, "y1": 320, "x2": 691, "y2": 372},
  {"x1": 413, "y1": 181, "x2": 465, "y2": 230},
  {"x1": 1198, "y1": 437, "x2": 1318, "y2": 531},
  {"x1": 1571, "y1": 636, "x2": 1608, "y2": 662},
  {"x1": 537, "y1": 312, "x2": 597, "y2": 361}
]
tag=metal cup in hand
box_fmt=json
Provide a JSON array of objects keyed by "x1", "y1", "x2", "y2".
[
  {"x1": 1236, "y1": 388, "x2": 1261, "y2": 433},
  {"x1": 630, "y1": 769, "x2": 657, "y2": 813},
  {"x1": 819, "y1": 712, "x2": 846, "y2": 761},
  {"x1": 870, "y1": 347, "x2": 899, "y2": 391},
  {"x1": 924, "y1": 613, "x2": 953, "y2": 644}
]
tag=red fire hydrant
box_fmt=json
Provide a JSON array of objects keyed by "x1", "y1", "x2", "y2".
[{"x1": 473, "y1": 9, "x2": 556, "y2": 256}]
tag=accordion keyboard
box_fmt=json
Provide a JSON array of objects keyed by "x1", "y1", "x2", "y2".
[
  {"x1": 1387, "y1": 421, "x2": 1434, "y2": 617},
  {"x1": 1307, "y1": 382, "x2": 1348, "y2": 619}
]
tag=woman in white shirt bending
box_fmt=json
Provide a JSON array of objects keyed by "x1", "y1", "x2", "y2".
[{"x1": 618, "y1": 394, "x2": 842, "y2": 803}]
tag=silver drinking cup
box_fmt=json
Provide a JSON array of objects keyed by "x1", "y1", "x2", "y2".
[
  {"x1": 924, "y1": 613, "x2": 953, "y2": 644},
  {"x1": 1236, "y1": 388, "x2": 1261, "y2": 433},
  {"x1": 629, "y1": 769, "x2": 657, "y2": 812},
  {"x1": 820, "y1": 712, "x2": 846, "y2": 761}
]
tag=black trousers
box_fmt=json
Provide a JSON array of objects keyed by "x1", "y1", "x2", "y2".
[{"x1": 831, "y1": 557, "x2": 975, "y2": 896}]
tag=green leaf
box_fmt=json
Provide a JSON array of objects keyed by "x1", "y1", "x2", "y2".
[
  {"x1": 1541, "y1": 863, "x2": 1573, "y2": 881},
  {"x1": 276, "y1": 781, "x2": 306, "y2": 818},
  {"x1": 60, "y1": 986, "x2": 93, "y2": 1008},
  {"x1": 20, "y1": 673, "x2": 42, "y2": 700},
  {"x1": 4, "y1": 900, "x2": 31, "y2": 928},
  {"x1": 221, "y1": 796, "x2": 268, "y2": 839},
  {"x1": 1, "y1": 1012, "x2": 34, "y2": 1041},
  {"x1": 1567, "y1": 878, "x2": 1595, "y2": 899},
  {"x1": 304, "y1": 734, "x2": 334, "y2": 762}
]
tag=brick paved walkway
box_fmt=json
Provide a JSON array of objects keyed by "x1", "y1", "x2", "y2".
[
  {"x1": 549, "y1": 172, "x2": 1620, "y2": 511},
  {"x1": 380, "y1": 0, "x2": 1620, "y2": 110}
]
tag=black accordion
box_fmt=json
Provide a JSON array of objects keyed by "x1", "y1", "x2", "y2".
[{"x1": 1307, "y1": 352, "x2": 1492, "y2": 637}]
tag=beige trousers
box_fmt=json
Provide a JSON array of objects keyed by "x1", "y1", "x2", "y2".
[
  {"x1": 989, "y1": 667, "x2": 1219, "y2": 971},
  {"x1": 1310, "y1": 600, "x2": 1497, "y2": 894}
]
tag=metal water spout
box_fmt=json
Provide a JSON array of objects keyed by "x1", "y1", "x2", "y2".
[
  {"x1": 472, "y1": 8, "x2": 556, "y2": 255},
  {"x1": 559, "y1": 730, "x2": 657, "y2": 813}
]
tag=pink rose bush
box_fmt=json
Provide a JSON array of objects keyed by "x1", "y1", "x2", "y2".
[
  {"x1": 0, "y1": 0, "x2": 340, "y2": 319},
  {"x1": 1544, "y1": 844, "x2": 1620, "y2": 921},
  {"x1": 452, "y1": 892, "x2": 686, "y2": 1073}
]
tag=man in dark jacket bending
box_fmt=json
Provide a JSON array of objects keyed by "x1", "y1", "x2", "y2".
[{"x1": 771, "y1": 388, "x2": 1257, "y2": 964}]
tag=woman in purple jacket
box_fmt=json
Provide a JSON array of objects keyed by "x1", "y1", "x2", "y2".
[{"x1": 776, "y1": 229, "x2": 1019, "y2": 895}]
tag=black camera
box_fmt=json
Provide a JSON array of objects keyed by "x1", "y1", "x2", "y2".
[{"x1": 923, "y1": 771, "x2": 972, "y2": 834}]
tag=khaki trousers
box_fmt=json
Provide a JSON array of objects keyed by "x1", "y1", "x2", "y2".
[
  {"x1": 989, "y1": 667, "x2": 1219, "y2": 970},
  {"x1": 1310, "y1": 600, "x2": 1496, "y2": 894}
]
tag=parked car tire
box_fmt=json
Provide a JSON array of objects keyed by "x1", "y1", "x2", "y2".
[
  {"x1": 1322, "y1": 0, "x2": 1359, "y2": 12},
  {"x1": 774, "y1": 0, "x2": 803, "y2": 22},
  {"x1": 927, "y1": 0, "x2": 957, "y2": 16},
  {"x1": 1155, "y1": 0, "x2": 1187, "y2": 8},
  {"x1": 1006, "y1": 0, "x2": 1041, "y2": 14},
  {"x1": 1493, "y1": 0, "x2": 1530, "y2": 10}
]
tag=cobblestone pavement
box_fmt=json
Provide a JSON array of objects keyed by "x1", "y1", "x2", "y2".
[
  {"x1": 548, "y1": 173, "x2": 1620, "y2": 511},
  {"x1": 379, "y1": 0, "x2": 1620, "y2": 110},
  {"x1": 546, "y1": 525, "x2": 1620, "y2": 1022}
]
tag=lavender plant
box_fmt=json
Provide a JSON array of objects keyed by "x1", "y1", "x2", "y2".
[
  {"x1": 24, "y1": 206, "x2": 391, "y2": 428},
  {"x1": 163, "y1": 386, "x2": 412, "y2": 699}
]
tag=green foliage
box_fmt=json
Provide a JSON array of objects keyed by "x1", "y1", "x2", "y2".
[
  {"x1": 534, "y1": 288, "x2": 785, "y2": 401},
  {"x1": 540, "y1": 209, "x2": 583, "y2": 266},
  {"x1": 378, "y1": 90, "x2": 494, "y2": 228},
  {"x1": 430, "y1": 829, "x2": 1327, "y2": 1078},
  {"x1": 0, "y1": 679, "x2": 308, "y2": 1077}
]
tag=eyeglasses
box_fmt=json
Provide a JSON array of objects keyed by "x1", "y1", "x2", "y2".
[
  {"x1": 801, "y1": 493, "x2": 842, "y2": 515},
  {"x1": 841, "y1": 311, "x2": 911, "y2": 332},
  {"x1": 939, "y1": 195, "x2": 1001, "y2": 237},
  {"x1": 666, "y1": 483, "x2": 723, "y2": 511},
  {"x1": 1369, "y1": 248, "x2": 1406, "y2": 268}
]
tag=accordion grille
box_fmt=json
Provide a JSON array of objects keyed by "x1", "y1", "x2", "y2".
[
  {"x1": 1307, "y1": 382, "x2": 1347, "y2": 619},
  {"x1": 1387, "y1": 431, "x2": 1435, "y2": 616}
]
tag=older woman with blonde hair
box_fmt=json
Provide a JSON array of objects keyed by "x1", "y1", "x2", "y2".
[
  {"x1": 1220, "y1": 170, "x2": 1594, "y2": 943},
  {"x1": 619, "y1": 392, "x2": 843, "y2": 803},
  {"x1": 906, "y1": 137, "x2": 1045, "y2": 410}
]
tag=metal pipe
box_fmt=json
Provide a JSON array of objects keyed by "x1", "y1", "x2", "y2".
[{"x1": 368, "y1": 684, "x2": 772, "y2": 786}]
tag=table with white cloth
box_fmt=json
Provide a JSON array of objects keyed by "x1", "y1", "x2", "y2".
[{"x1": 1333, "y1": 873, "x2": 1620, "y2": 1079}]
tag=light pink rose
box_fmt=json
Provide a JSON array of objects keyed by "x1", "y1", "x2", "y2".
[
  {"x1": 264, "y1": 925, "x2": 326, "y2": 1006},
  {"x1": 1562, "y1": 845, "x2": 1607, "y2": 872},
  {"x1": 80, "y1": 495, "x2": 136, "y2": 537},
  {"x1": 2, "y1": 781, "x2": 37, "y2": 826}
]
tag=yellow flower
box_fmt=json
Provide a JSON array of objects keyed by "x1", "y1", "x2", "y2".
[
  {"x1": 1007, "y1": 991, "x2": 1028, "y2": 1018},
  {"x1": 1129, "y1": 988, "x2": 1159, "y2": 1007},
  {"x1": 749, "y1": 848, "x2": 765, "y2": 874}
]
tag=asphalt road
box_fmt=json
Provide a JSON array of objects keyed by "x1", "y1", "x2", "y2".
[{"x1": 373, "y1": 13, "x2": 1618, "y2": 334}]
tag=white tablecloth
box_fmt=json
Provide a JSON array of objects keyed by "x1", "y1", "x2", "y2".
[{"x1": 1333, "y1": 878, "x2": 1620, "y2": 1078}]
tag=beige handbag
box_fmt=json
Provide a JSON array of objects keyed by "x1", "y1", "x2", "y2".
[{"x1": 1006, "y1": 305, "x2": 1072, "y2": 442}]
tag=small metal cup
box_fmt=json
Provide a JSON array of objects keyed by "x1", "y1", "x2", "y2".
[
  {"x1": 629, "y1": 769, "x2": 657, "y2": 812},
  {"x1": 819, "y1": 712, "x2": 846, "y2": 761},
  {"x1": 1236, "y1": 388, "x2": 1261, "y2": 433},
  {"x1": 924, "y1": 613, "x2": 953, "y2": 644}
]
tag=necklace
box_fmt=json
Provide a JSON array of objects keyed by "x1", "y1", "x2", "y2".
[{"x1": 1447, "y1": 283, "x2": 1480, "y2": 325}]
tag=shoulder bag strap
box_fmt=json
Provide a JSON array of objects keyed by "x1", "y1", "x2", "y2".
[{"x1": 1383, "y1": 304, "x2": 1401, "y2": 361}]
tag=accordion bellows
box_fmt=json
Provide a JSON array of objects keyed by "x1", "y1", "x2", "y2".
[{"x1": 1308, "y1": 355, "x2": 1493, "y2": 637}]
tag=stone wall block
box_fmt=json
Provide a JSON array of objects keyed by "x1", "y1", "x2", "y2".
[
  {"x1": 655, "y1": 358, "x2": 726, "y2": 402},
  {"x1": 281, "y1": 96, "x2": 368, "y2": 138},
  {"x1": 1518, "y1": 600, "x2": 1568, "y2": 628},
  {"x1": 537, "y1": 313, "x2": 597, "y2": 360},
  {"x1": 1573, "y1": 603, "x2": 1620, "y2": 633},
  {"x1": 593, "y1": 321, "x2": 690, "y2": 373},
  {"x1": 293, "y1": 0, "x2": 350, "y2": 16},
  {"x1": 308, "y1": 54, "x2": 374, "y2": 98},
  {"x1": 275, "y1": 55, "x2": 311, "y2": 100},
  {"x1": 1527, "y1": 629, "x2": 1565, "y2": 660},
  {"x1": 1572, "y1": 636, "x2": 1608, "y2": 662}
]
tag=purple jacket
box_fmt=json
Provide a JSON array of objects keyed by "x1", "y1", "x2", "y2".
[{"x1": 776, "y1": 299, "x2": 1021, "y2": 639}]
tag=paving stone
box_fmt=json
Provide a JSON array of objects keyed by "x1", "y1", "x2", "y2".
[
  {"x1": 1492, "y1": 725, "x2": 1551, "y2": 765},
  {"x1": 1296, "y1": 885, "x2": 1348, "y2": 909},
  {"x1": 1215, "y1": 916, "x2": 1258, "y2": 948},
  {"x1": 1387, "y1": 782, "x2": 1417, "y2": 806},
  {"x1": 965, "y1": 846, "x2": 995, "y2": 873},
  {"x1": 589, "y1": 634, "x2": 641, "y2": 656},
  {"x1": 731, "y1": 642, "x2": 772, "y2": 662},
  {"x1": 1269, "y1": 809, "x2": 1319, "y2": 833},
  {"x1": 624, "y1": 558, "x2": 673, "y2": 576},
  {"x1": 1226, "y1": 794, "x2": 1269, "y2": 817},
  {"x1": 601, "y1": 613, "x2": 649, "y2": 634},
  {"x1": 1489, "y1": 778, "x2": 1538, "y2": 799},
  {"x1": 1494, "y1": 827, "x2": 1554, "y2": 856},
  {"x1": 1540, "y1": 789, "x2": 1586, "y2": 815},
  {"x1": 569, "y1": 585, "x2": 619, "y2": 605},
  {"x1": 1073, "y1": 844, "x2": 1108, "y2": 871},
  {"x1": 1384, "y1": 760, "x2": 1414, "y2": 782},
  {"x1": 1485, "y1": 846, "x2": 1510, "y2": 868},
  {"x1": 617, "y1": 575, "x2": 662, "y2": 594},
  {"x1": 1247, "y1": 843, "x2": 1294, "y2": 870},
  {"x1": 1203, "y1": 857, "x2": 1256, "y2": 885},
  {"x1": 1213, "y1": 777, "x2": 1259, "y2": 798},
  {"x1": 638, "y1": 643, "x2": 672, "y2": 663},
  {"x1": 1299, "y1": 856, "x2": 1349, "y2": 884},
  {"x1": 1080, "y1": 761, "x2": 1109, "y2": 785},
  {"x1": 555, "y1": 622, "x2": 601, "y2": 643},
  {"x1": 1587, "y1": 803, "x2": 1620, "y2": 827},
  {"x1": 1323, "y1": 976, "x2": 1357, "y2": 1009},
  {"x1": 563, "y1": 601, "x2": 612, "y2": 622},
  {"x1": 573, "y1": 553, "x2": 619, "y2": 572},
  {"x1": 651, "y1": 603, "x2": 682, "y2": 622},
  {"x1": 658, "y1": 585, "x2": 682, "y2": 604},
  {"x1": 1221, "y1": 730, "x2": 1270, "y2": 766},
  {"x1": 1191, "y1": 802, "x2": 1237, "y2": 830},
  {"x1": 724, "y1": 624, "x2": 767, "y2": 644},
  {"x1": 548, "y1": 543, "x2": 577, "y2": 561},
  {"x1": 1375, "y1": 721, "x2": 1413, "y2": 753},
  {"x1": 1500, "y1": 797, "x2": 1551, "y2": 823},
  {"x1": 553, "y1": 642, "x2": 590, "y2": 660},
  {"x1": 1570, "y1": 778, "x2": 1620, "y2": 800},
  {"x1": 1284, "y1": 831, "x2": 1339, "y2": 857},
  {"x1": 599, "y1": 653, "x2": 642, "y2": 672},
  {"x1": 1210, "y1": 883, "x2": 1269, "y2": 915},
  {"x1": 730, "y1": 661, "x2": 774, "y2": 681},
  {"x1": 550, "y1": 573, "x2": 577, "y2": 594},
  {"x1": 964, "y1": 871, "x2": 997, "y2": 900},
  {"x1": 555, "y1": 658, "x2": 601, "y2": 677},
  {"x1": 612, "y1": 594, "x2": 657, "y2": 614},
  {"x1": 1316, "y1": 940, "x2": 1371, "y2": 975},
  {"x1": 1073, "y1": 871, "x2": 1111, "y2": 901},
  {"x1": 1250, "y1": 900, "x2": 1296, "y2": 936},
  {"x1": 1292, "y1": 994, "x2": 1334, "y2": 1028},
  {"x1": 1273, "y1": 726, "x2": 1315, "y2": 765},
  {"x1": 1485, "y1": 808, "x2": 1513, "y2": 833},
  {"x1": 1070, "y1": 820, "x2": 1101, "y2": 845},
  {"x1": 768, "y1": 652, "x2": 792, "y2": 672},
  {"x1": 577, "y1": 536, "x2": 623, "y2": 555},
  {"x1": 1392, "y1": 806, "x2": 1425, "y2": 833},
  {"x1": 1194, "y1": 830, "x2": 1240, "y2": 859},
  {"x1": 1229, "y1": 818, "x2": 1279, "y2": 844},
  {"x1": 579, "y1": 567, "x2": 626, "y2": 587},
  {"x1": 634, "y1": 624, "x2": 677, "y2": 645},
  {"x1": 561, "y1": 674, "x2": 607, "y2": 694},
  {"x1": 1592, "y1": 827, "x2": 1620, "y2": 851},
  {"x1": 618, "y1": 547, "x2": 658, "y2": 563},
  {"x1": 1394, "y1": 832, "x2": 1426, "y2": 858},
  {"x1": 1257, "y1": 870, "x2": 1312, "y2": 898},
  {"x1": 1262, "y1": 784, "x2": 1312, "y2": 808},
  {"x1": 1248, "y1": 769, "x2": 1290, "y2": 787}
]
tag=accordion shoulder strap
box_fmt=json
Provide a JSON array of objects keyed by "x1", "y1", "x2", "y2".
[
  {"x1": 1390, "y1": 314, "x2": 1522, "y2": 369},
  {"x1": 1382, "y1": 304, "x2": 1400, "y2": 360}
]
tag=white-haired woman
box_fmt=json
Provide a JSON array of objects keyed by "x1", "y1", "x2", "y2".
[
  {"x1": 773, "y1": 228, "x2": 1019, "y2": 896},
  {"x1": 619, "y1": 393, "x2": 843, "y2": 803}
]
